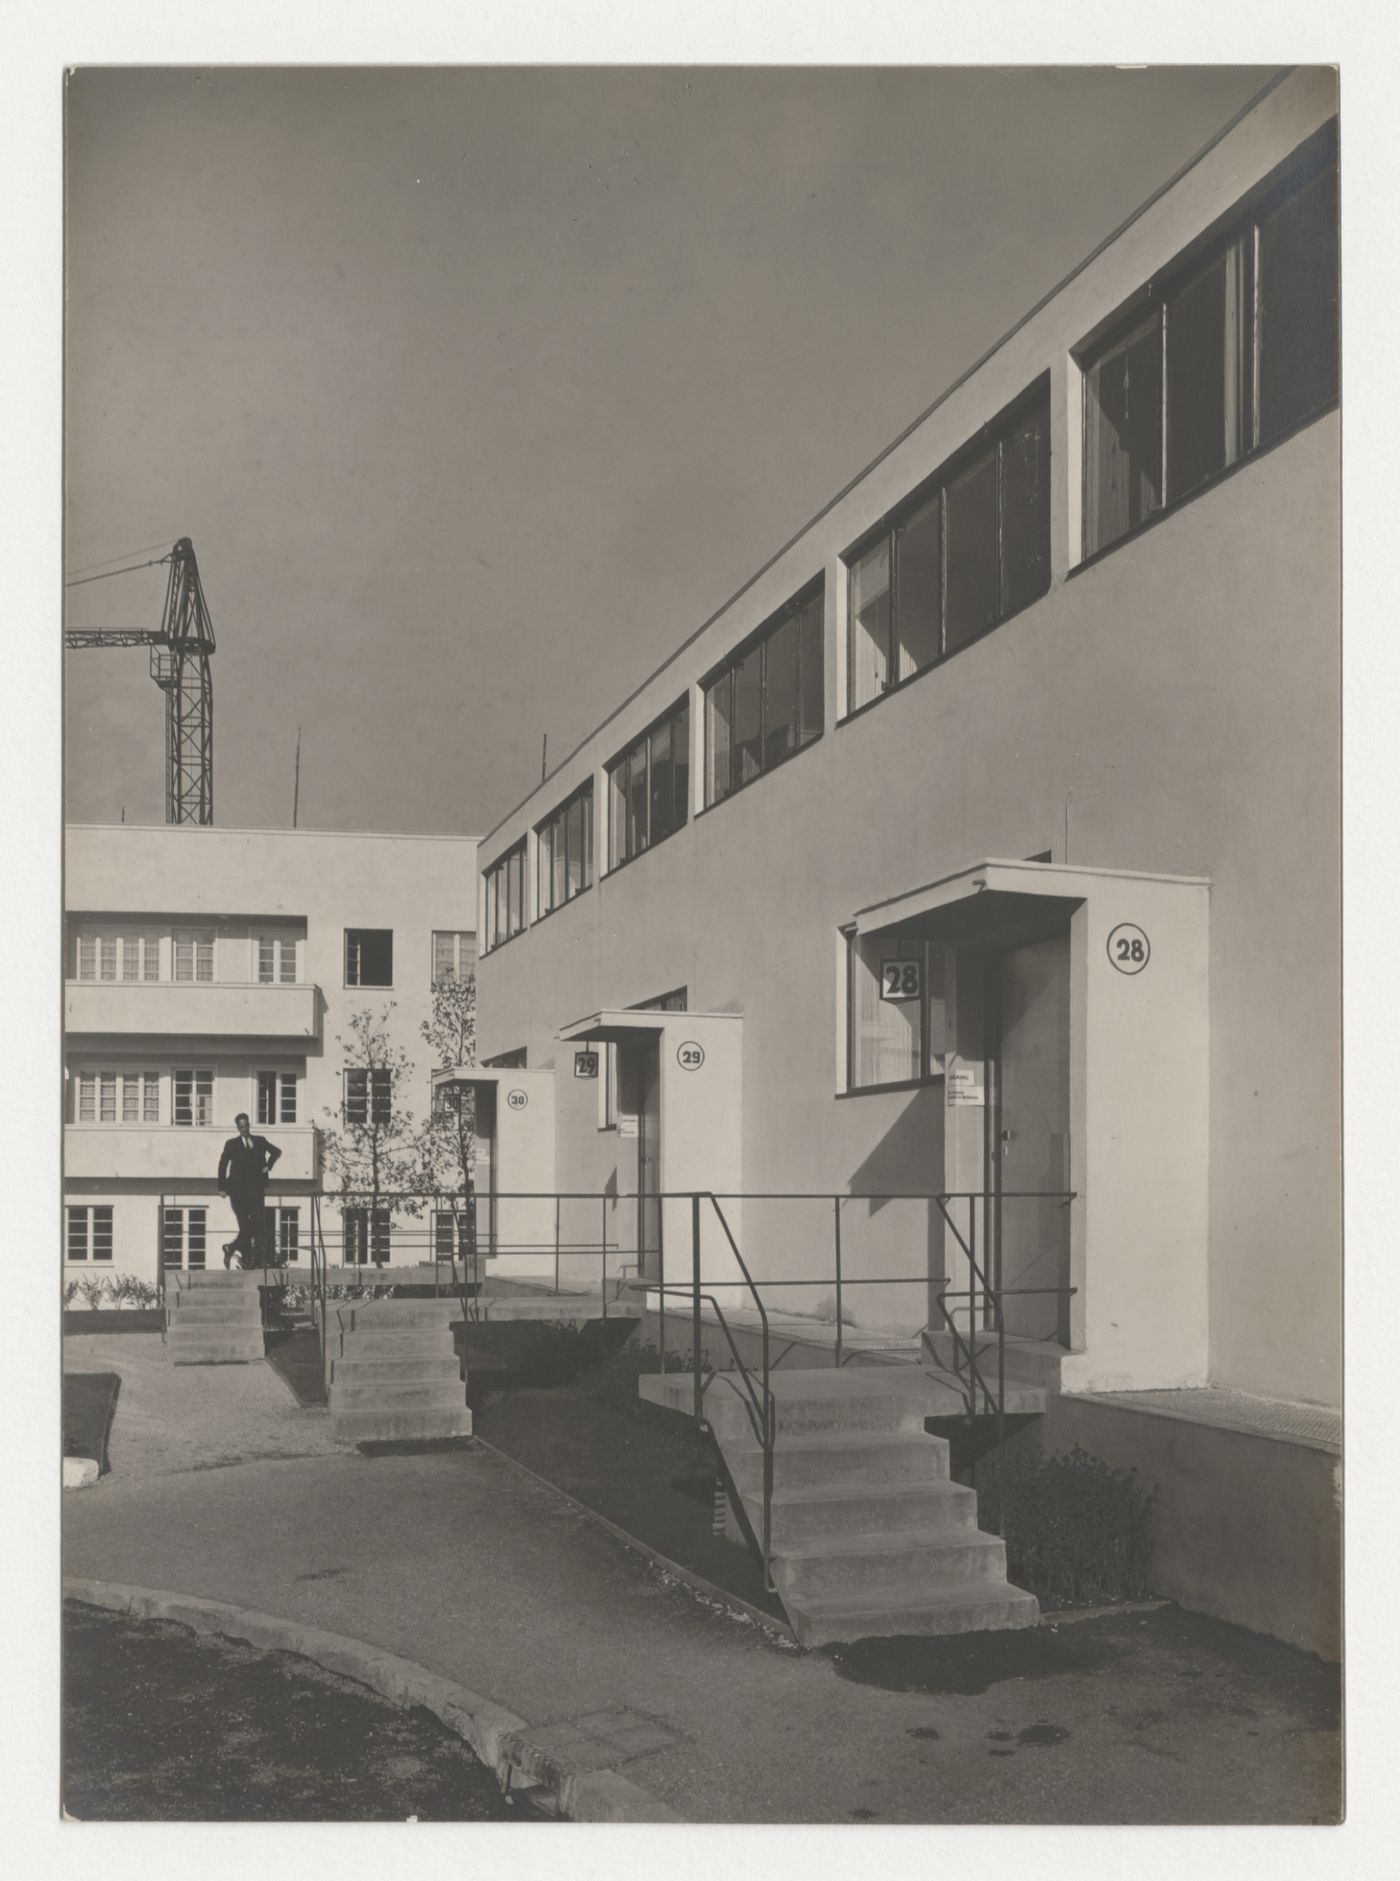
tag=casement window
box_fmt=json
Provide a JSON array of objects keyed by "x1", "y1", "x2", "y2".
[
  {"x1": 255, "y1": 932, "x2": 298, "y2": 984},
  {"x1": 256, "y1": 1070, "x2": 298, "y2": 1126},
  {"x1": 161, "y1": 1206, "x2": 207, "y2": 1270},
  {"x1": 343, "y1": 1206, "x2": 391, "y2": 1266},
  {"x1": 705, "y1": 586, "x2": 822, "y2": 806},
  {"x1": 432, "y1": 1208, "x2": 474, "y2": 1262},
  {"x1": 173, "y1": 930, "x2": 215, "y2": 983},
  {"x1": 345, "y1": 928, "x2": 393, "y2": 987},
  {"x1": 75, "y1": 930, "x2": 159, "y2": 981},
  {"x1": 482, "y1": 1048, "x2": 527, "y2": 1070},
  {"x1": 77, "y1": 1070, "x2": 160, "y2": 1124},
  {"x1": 845, "y1": 932, "x2": 947, "y2": 1091},
  {"x1": 483, "y1": 842, "x2": 527, "y2": 952},
  {"x1": 66, "y1": 1205, "x2": 114, "y2": 1263},
  {"x1": 262, "y1": 1205, "x2": 301, "y2": 1263},
  {"x1": 846, "y1": 382, "x2": 1049, "y2": 715},
  {"x1": 1082, "y1": 124, "x2": 1338, "y2": 560},
  {"x1": 432, "y1": 930, "x2": 477, "y2": 984},
  {"x1": 344, "y1": 1067, "x2": 392, "y2": 1127},
  {"x1": 537, "y1": 783, "x2": 595, "y2": 913},
  {"x1": 172, "y1": 1066, "x2": 214, "y2": 1127},
  {"x1": 607, "y1": 698, "x2": 690, "y2": 868}
]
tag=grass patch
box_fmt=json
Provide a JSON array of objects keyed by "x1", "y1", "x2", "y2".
[
  {"x1": 64, "y1": 1372, "x2": 121, "y2": 1474},
  {"x1": 979, "y1": 1444, "x2": 1157, "y2": 1606}
]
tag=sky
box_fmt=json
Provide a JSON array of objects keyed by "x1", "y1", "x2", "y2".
[{"x1": 63, "y1": 64, "x2": 1280, "y2": 837}]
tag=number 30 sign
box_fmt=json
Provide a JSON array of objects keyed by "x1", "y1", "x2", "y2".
[{"x1": 881, "y1": 959, "x2": 922, "y2": 1002}]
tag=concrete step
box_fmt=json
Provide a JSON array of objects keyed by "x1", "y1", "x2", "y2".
[
  {"x1": 476, "y1": 1294, "x2": 641, "y2": 1324},
  {"x1": 169, "y1": 1332, "x2": 265, "y2": 1364},
  {"x1": 922, "y1": 1329, "x2": 1065, "y2": 1392},
  {"x1": 724, "y1": 1430, "x2": 952, "y2": 1493},
  {"x1": 330, "y1": 1404, "x2": 473, "y2": 1442},
  {"x1": 170, "y1": 1299, "x2": 264, "y2": 1324},
  {"x1": 329, "y1": 1354, "x2": 462, "y2": 1386},
  {"x1": 177, "y1": 1270, "x2": 263, "y2": 1290},
  {"x1": 786, "y1": 1578, "x2": 1041, "y2": 1647},
  {"x1": 774, "y1": 1528, "x2": 1008, "y2": 1602},
  {"x1": 330, "y1": 1328, "x2": 457, "y2": 1359},
  {"x1": 330, "y1": 1377, "x2": 467, "y2": 1410},
  {"x1": 703, "y1": 1379, "x2": 929, "y2": 1441},
  {"x1": 341, "y1": 1301, "x2": 461, "y2": 1330},
  {"x1": 757, "y1": 1479, "x2": 979, "y2": 1546}
]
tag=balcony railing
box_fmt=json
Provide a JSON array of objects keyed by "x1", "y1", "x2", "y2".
[
  {"x1": 65, "y1": 1122, "x2": 320, "y2": 1183},
  {"x1": 64, "y1": 979, "x2": 320, "y2": 1041}
]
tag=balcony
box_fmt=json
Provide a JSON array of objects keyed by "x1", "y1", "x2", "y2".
[
  {"x1": 65, "y1": 979, "x2": 320, "y2": 1043},
  {"x1": 64, "y1": 1123, "x2": 320, "y2": 1184}
]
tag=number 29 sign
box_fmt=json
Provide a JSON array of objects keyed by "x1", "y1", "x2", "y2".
[{"x1": 880, "y1": 958, "x2": 922, "y2": 1002}]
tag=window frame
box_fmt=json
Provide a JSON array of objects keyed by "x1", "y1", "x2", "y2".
[
  {"x1": 535, "y1": 779, "x2": 596, "y2": 916},
  {"x1": 66, "y1": 1204, "x2": 114, "y2": 1263},
  {"x1": 73, "y1": 1069, "x2": 159, "y2": 1125},
  {"x1": 263, "y1": 1204, "x2": 301, "y2": 1263},
  {"x1": 161, "y1": 1205, "x2": 207, "y2": 1270},
  {"x1": 254, "y1": 931, "x2": 299, "y2": 985},
  {"x1": 1077, "y1": 120, "x2": 1338, "y2": 568},
  {"x1": 73, "y1": 928, "x2": 161, "y2": 982},
  {"x1": 256, "y1": 1068, "x2": 298, "y2": 1126},
  {"x1": 841, "y1": 929, "x2": 947, "y2": 1096},
  {"x1": 702, "y1": 580, "x2": 824, "y2": 809},
  {"x1": 606, "y1": 696, "x2": 691, "y2": 872},
  {"x1": 842, "y1": 377, "x2": 1051, "y2": 724},
  {"x1": 344, "y1": 927, "x2": 394, "y2": 988},
  {"x1": 343, "y1": 1205, "x2": 392, "y2": 1266},
  {"x1": 172, "y1": 1065, "x2": 215, "y2": 1128},
  {"x1": 482, "y1": 840, "x2": 528, "y2": 954},
  {"x1": 432, "y1": 929, "x2": 478, "y2": 985},
  {"x1": 172, "y1": 929, "x2": 216, "y2": 984},
  {"x1": 344, "y1": 1066, "x2": 393, "y2": 1127}
]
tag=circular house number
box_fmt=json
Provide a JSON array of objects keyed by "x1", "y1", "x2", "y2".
[
  {"x1": 676, "y1": 1041, "x2": 706, "y2": 1071},
  {"x1": 1106, "y1": 923, "x2": 1151, "y2": 975},
  {"x1": 506, "y1": 1088, "x2": 529, "y2": 1110}
]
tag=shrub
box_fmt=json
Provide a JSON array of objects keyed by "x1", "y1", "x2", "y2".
[
  {"x1": 581, "y1": 1338, "x2": 710, "y2": 1420},
  {"x1": 980, "y1": 1444, "x2": 1156, "y2": 1606},
  {"x1": 75, "y1": 1274, "x2": 110, "y2": 1310},
  {"x1": 63, "y1": 1279, "x2": 82, "y2": 1308}
]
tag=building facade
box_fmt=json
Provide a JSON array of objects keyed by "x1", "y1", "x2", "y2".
[
  {"x1": 472, "y1": 72, "x2": 1341, "y2": 1649},
  {"x1": 63, "y1": 823, "x2": 478, "y2": 1284}
]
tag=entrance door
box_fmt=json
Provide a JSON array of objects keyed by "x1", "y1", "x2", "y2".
[
  {"x1": 990, "y1": 934, "x2": 1071, "y2": 1342},
  {"x1": 635, "y1": 1045, "x2": 662, "y2": 1282}
]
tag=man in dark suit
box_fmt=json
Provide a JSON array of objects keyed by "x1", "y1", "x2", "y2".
[{"x1": 218, "y1": 1112, "x2": 282, "y2": 1269}]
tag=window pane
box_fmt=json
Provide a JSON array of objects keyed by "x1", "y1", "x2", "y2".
[
  {"x1": 187, "y1": 1209, "x2": 206, "y2": 1269},
  {"x1": 122, "y1": 1076, "x2": 138, "y2": 1122},
  {"x1": 100, "y1": 1073, "x2": 117, "y2": 1122},
  {"x1": 762, "y1": 613, "x2": 799, "y2": 769},
  {"x1": 433, "y1": 931, "x2": 454, "y2": 981},
  {"x1": 78, "y1": 1076, "x2": 95, "y2": 1122},
  {"x1": 1084, "y1": 309, "x2": 1163, "y2": 556},
  {"x1": 100, "y1": 936, "x2": 117, "y2": 981},
  {"x1": 732, "y1": 643, "x2": 762, "y2": 788},
  {"x1": 258, "y1": 936, "x2": 275, "y2": 983},
  {"x1": 144, "y1": 1074, "x2": 159, "y2": 1122},
  {"x1": 143, "y1": 937, "x2": 159, "y2": 981},
  {"x1": 848, "y1": 935, "x2": 922, "y2": 1087},
  {"x1": 1166, "y1": 255, "x2": 1230, "y2": 502},
  {"x1": 1258, "y1": 158, "x2": 1339, "y2": 447},
  {"x1": 849, "y1": 536, "x2": 892, "y2": 710},
  {"x1": 625, "y1": 739, "x2": 648, "y2": 855},
  {"x1": 92, "y1": 1207, "x2": 114, "y2": 1263},
  {"x1": 552, "y1": 811, "x2": 567, "y2": 909},
  {"x1": 78, "y1": 935, "x2": 97, "y2": 980},
  {"x1": 705, "y1": 671, "x2": 734, "y2": 805},
  {"x1": 896, "y1": 495, "x2": 941, "y2": 678},
  {"x1": 608, "y1": 759, "x2": 628, "y2": 867},
  {"x1": 280, "y1": 1073, "x2": 297, "y2": 1123},
  {"x1": 672, "y1": 700, "x2": 690, "y2": 823},
  {"x1": 1001, "y1": 397, "x2": 1052, "y2": 616},
  {"x1": 566, "y1": 795, "x2": 586, "y2": 894},
  {"x1": 196, "y1": 936, "x2": 213, "y2": 982},
  {"x1": 579, "y1": 792, "x2": 593, "y2": 887},
  {"x1": 121, "y1": 934, "x2": 140, "y2": 981},
  {"x1": 944, "y1": 447, "x2": 999, "y2": 651},
  {"x1": 648, "y1": 719, "x2": 674, "y2": 843},
  {"x1": 67, "y1": 1209, "x2": 88, "y2": 1261}
]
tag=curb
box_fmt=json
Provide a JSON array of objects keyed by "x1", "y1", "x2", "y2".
[
  {"x1": 63, "y1": 1577, "x2": 686, "y2": 1823},
  {"x1": 475, "y1": 1437, "x2": 797, "y2": 1645}
]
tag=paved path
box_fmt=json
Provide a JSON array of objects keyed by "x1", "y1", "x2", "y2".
[{"x1": 62, "y1": 1342, "x2": 1339, "y2": 1824}]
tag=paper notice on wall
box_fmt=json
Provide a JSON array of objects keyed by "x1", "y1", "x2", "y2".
[
  {"x1": 946, "y1": 1062, "x2": 985, "y2": 1107},
  {"x1": 617, "y1": 1114, "x2": 639, "y2": 1138}
]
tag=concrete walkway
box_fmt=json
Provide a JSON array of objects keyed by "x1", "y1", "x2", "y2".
[{"x1": 62, "y1": 1339, "x2": 1339, "y2": 1824}]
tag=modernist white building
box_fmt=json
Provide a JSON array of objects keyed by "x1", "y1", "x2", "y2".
[
  {"x1": 63, "y1": 823, "x2": 478, "y2": 1284},
  {"x1": 472, "y1": 72, "x2": 1341, "y2": 1651}
]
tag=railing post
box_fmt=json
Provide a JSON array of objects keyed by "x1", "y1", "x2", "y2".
[
  {"x1": 553, "y1": 1195, "x2": 561, "y2": 1296},
  {"x1": 833, "y1": 1195, "x2": 843, "y2": 1371},
  {"x1": 691, "y1": 1193, "x2": 703, "y2": 1425},
  {"x1": 658, "y1": 1198, "x2": 667, "y2": 1373}
]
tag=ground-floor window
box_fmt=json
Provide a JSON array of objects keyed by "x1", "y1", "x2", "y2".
[
  {"x1": 845, "y1": 931, "x2": 947, "y2": 1090},
  {"x1": 432, "y1": 1208, "x2": 473, "y2": 1261},
  {"x1": 263, "y1": 1205, "x2": 300, "y2": 1263},
  {"x1": 256, "y1": 1069, "x2": 298, "y2": 1125},
  {"x1": 161, "y1": 1206, "x2": 207, "y2": 1270},
  {"x1": 343, "y1": 1207, "x2": 391, "y2": 1265},
  {"x1": 66, "y1": 1205, "x2": 113, "y2": 1262}
]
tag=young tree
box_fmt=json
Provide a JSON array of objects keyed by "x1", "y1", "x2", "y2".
[
  {"x1": 320, "y1": 1003, "x2": 427, "y2": 1264},
  {"x1": 416, "y1": 972, "x2": 479, "y2": 1277}
]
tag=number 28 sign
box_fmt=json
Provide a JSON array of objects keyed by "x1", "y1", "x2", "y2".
[{"x1": 881, "y1": 958, "x2": 922, "y2": 1002}]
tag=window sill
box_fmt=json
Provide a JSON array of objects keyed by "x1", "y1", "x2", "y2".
[
  {"x1": 1069, "y1": 396, "x2": 1338, "y2": 582},
  {"x1": 602, "y1": 819, "x2": 688, "y2": 882},
  {"x1": 696, "y1": 728, "x2": 824, "y2": 819},
  {"x1": 837, "y1": 586, "x2": 1050, "y2": 730},
  {"x1": 480, "y1": 927, "x2": 528, "y2": 960},
  {"x1": 531, "y1": 881, "x2": 594, "y2": 927},
  {"x1": 836, "y1": 1077, "x2": 945, "y2": 1100}
]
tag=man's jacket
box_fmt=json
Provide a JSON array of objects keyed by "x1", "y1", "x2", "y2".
[{"x1": 218, "y1": 1134, "x2": 280, "y2": 1194}]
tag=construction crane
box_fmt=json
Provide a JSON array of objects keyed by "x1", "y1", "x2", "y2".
[{"x1": 65, "y1": 538, "x2": 216, "y2": 824}]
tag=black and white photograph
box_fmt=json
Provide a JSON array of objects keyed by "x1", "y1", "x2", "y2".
[{"x1": 9, "y1": 10, "x2": 1380, "y2": 1855}]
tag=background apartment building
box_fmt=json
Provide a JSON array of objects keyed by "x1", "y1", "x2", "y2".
[
  {"x1": 473, "y1": 71, "x2": 1340, "y2": 1651},
  {"x1": 63, "y1": 824, "x2": 478, "y2": 1284}
]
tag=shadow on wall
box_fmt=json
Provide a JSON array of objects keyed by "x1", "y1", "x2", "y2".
[{"x1": 840, "y1": 1087, "x2": 946, "y2": 1329}]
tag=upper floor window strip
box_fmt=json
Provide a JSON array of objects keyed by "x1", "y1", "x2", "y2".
[
  {"x1": 537, "y1": 781, "x2": 595, "y2": 914},
  {"x1": 608, "y1": 697, "x2": 690, "y2": 869},
  {"x1": 704, "y1": 584, "x2": 822, "y2": 807}
]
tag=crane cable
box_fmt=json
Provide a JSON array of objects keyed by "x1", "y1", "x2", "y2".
[{"x1": 64, "y1": 553, "x2": 172, "y2": 590}]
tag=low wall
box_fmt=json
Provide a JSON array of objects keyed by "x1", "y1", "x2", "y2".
[{"x1": 1000, "y1": 1395, "x2": 1341, "y2": 1660}]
